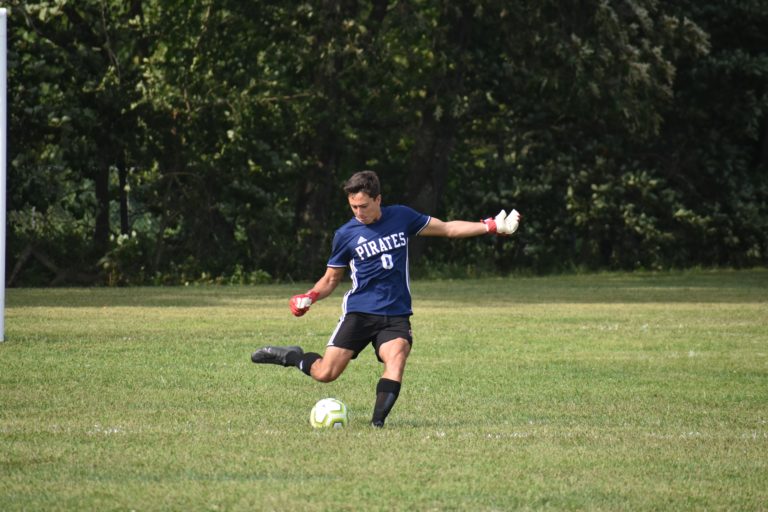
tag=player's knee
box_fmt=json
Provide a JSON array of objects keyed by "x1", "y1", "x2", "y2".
[
  {"x1": 313, "y1": 373, "x2": 337, "y2": 383},
  {"x1": 311, "y1": 365, "x2": 341, "y2": 383}
]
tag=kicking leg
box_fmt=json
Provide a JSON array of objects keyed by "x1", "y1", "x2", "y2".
[
  {"x1": 308, "y1": 346, "x2": 354, "y2": 383},
  {"x1": 251, "y1": 345, "x2": 353, "y2": 383},
  {"x1": 251, "y1": 345, "x2": 305, "y2": 367}
]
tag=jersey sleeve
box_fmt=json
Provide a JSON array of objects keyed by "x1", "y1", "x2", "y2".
[
  {"x1": 326, "y1": 229, "x2": 350, "y2": 268},
  {"x1": 401, "y1": 205, "x2": 431, "y2": 236}
]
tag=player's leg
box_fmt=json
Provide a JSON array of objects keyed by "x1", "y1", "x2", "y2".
[
  {"x1": 251, "y1": 344, "x2": 352, "y2": 383},
  {"x1": 371, "y1": 335, "x2": 411, "y2": 428},
  {"x1": 378, "y1": 337, "x2": 411, "y2": 382},
  {"x1": 251, "y1": 314, "x2": 363, "y2": 381},
  {"x1": 301, "y1": 313, "x2": 373, "y2": 382},
  {"x1": 251, "y1": 345, "x2": 305, "y2": 367},
  {"x1": 303, "y1": 346, "x2": 353, "y2": 382}
]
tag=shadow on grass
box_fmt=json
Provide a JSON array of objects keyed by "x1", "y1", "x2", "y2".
[
  {"x1": 6, "y1": 269, "x2": 767, "y2": 307},
  {"x1": 412, "y1": 269, "x2": 768, "y2": 304}
]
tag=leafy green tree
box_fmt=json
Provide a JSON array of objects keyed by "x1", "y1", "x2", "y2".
[
  {"x1": 655, "y1": 0, "x2": 768, "y2": 267},
  {"x1": 8, "y1": 0, "x2": 145, "y2": 284},
  {"x1": 4, "y1": 0, "x2": 766, "y2": 285}
]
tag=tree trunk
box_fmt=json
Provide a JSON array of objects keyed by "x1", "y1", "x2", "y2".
[
  {"x1": 404, "y1": 5, "x2": 472, "y2": 260},
  {"x1": 296, "y1": 164, "x2": 338, "y2": 276},
  {"x1": 119, "y1": 162, "x2": 130, "y2": 235},
  {"x1": 293, "y1": 0, "x2": 360, "y2": 278},
  {"x1": 404, "y1": 112, "x2": 455, "y2": 261},
  {"x1": 759, "y1": 115, "x2": 768, "y2": 170},
  {"x1": 94, "y1": 163, "x2": 110, "y2": 255}
]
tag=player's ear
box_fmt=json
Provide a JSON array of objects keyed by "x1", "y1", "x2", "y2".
[{"x1": 374, "y1": 195, "x2": 382, "y2": 205}]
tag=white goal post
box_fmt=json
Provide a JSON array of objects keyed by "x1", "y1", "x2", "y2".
[{"x1": 1, "y1": 8, "x2": 7, "y2": 342}]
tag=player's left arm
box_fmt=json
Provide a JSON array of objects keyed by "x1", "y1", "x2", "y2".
[
  {"x1": 420, "y1": 209, "x2": 521, "y2": 238},
  {"x1": 419, "y1": 217, "x2": 487, "y2": 238}
]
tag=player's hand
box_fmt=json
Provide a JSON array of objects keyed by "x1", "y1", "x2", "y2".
[
  {"x1": 483, "y1": 209, "x2": 521, "y2": 235},
  {"x1": 289, "y1": 290, "x2": 320, "y2": 317}
]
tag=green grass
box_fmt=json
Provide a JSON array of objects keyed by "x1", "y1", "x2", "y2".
[{"x1": 1, "y1": 269, "x2": 766, "y2": 511}]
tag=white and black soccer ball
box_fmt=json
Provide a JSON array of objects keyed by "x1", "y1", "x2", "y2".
[{"x1": 310, "y1": 398, "x2": 349, "y2": 429}]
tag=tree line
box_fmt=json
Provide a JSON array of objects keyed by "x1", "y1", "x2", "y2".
[{"x1": 6, "y1": 0, "x2": 768, "y2": 286}]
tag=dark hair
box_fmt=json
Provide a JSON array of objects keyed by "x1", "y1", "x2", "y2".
[{"x1": 343, "y1": 170, "x2": 381, "y2": 198}]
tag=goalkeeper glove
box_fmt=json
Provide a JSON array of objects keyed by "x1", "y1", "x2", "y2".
[
  {"x1": 483, "y1": 209, "x2": 521, "y2": 235},
  {"x1": 289, "y1": 290, "x2": 320, "y2": 317}
]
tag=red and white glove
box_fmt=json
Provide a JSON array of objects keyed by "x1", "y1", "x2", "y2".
[
  {"x1": 483, "y1": 209, "x2": 521, "y2": 235},
  {"x1": 289, "y1": 290, "x2": 320, "y2": 317}
]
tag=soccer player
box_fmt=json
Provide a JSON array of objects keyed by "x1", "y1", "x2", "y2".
[{"x1": 251, "y1": 170, "x2": 520, "y2": 427}]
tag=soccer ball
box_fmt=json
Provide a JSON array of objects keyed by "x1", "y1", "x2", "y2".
[{"x1": 310, "y1": 398, "x2": 349, "y2": 429}]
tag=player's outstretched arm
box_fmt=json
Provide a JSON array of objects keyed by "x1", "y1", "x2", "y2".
[
  {"x1": 289, "y1": 266, "x2": 345, "y2": 317},
  {"x1": 420, "y1": 209, "x2": 521, "y2": 238}
]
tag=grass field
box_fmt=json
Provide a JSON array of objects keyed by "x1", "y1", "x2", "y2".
[{"x1": 1, "y1": 270, "x2": 767, "y2": 511}]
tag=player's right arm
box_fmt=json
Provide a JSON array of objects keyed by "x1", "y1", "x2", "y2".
[
  {"x1": 290, "y1": 266, "x2": 345, "y2": 316},
  {"x1": 309, "y1": 266, "x2": 345, "y2": 301}
]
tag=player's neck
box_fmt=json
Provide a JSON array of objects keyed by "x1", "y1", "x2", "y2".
[{"x1": 356, "y1": 208, "x2": 383, "y2": 225}]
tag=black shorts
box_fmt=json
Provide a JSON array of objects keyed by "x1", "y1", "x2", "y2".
[{"x1": 327, "y1": 312, "x2": 413, "y2": 362}]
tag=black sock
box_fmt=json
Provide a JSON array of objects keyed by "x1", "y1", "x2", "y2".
[
  {"x1": 282, "y1": 349, "x2": 302, "y2": 367},
  {"x1": 297, "y1": 352, "x2": 321, "y2": 376},
  {"x1": 371, "y1": 378, "x2": 401, "y2": 427}
]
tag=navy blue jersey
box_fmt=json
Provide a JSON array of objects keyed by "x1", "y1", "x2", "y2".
[{"x1": 327, "y1": 205, "x2": 431, "y2": 316}]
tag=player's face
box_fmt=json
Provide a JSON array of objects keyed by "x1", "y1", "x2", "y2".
[{"x1": 348, "y1": 192, "x2": 382, "y2": 224}]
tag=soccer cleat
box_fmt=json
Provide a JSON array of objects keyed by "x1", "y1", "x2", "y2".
[
  {"x1": 251, "y1": 345, "x2": 304, "y2": 367},
  {"x1": 371, "y1": 420, "x2": 385, "y2": 428}
]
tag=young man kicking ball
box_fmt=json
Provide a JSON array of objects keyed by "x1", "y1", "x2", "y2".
[{"x1": 251, "y1": 170, "x2": 521, "y2": 427}]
